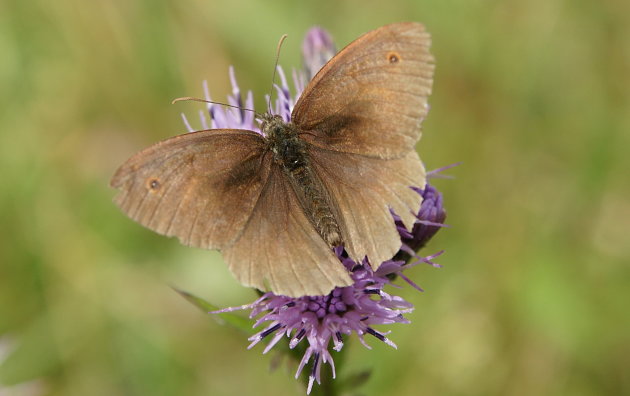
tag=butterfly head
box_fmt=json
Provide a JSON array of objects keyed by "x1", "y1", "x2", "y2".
[{"x1": 259, "y1": 113, "x2": 286, "y2": 137}]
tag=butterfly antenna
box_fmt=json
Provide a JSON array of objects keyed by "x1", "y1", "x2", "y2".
[
  {"x1": 172, "y1": 96, "x2": 262, "y2": 118},
  {"x1": 267, "y1": 34, "x2": 288, "y2": 115}
]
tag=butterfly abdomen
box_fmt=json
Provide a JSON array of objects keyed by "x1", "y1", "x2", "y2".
[
  {"x1": 288, "y1": 162, "x2": 343, "y2": 248},
  {"x1": 265, "y1": 116, "x2": 343, "y2": 248}
]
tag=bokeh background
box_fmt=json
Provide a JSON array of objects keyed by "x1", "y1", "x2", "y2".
[{"x1": 1, "y1": 0, "x2": 629, "y2": 395}]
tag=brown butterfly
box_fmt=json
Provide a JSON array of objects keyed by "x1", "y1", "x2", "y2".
[{"x1": 111, "y1": 22, "x2": 434, "y2": 297}]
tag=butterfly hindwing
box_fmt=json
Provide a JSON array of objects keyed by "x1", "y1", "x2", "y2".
[
  {"x1": 308, "y1": 146, "x2": 426, "y2": 267},
  {"x1": 223, "y1": 164, "x2": 352, "y2": 296}
]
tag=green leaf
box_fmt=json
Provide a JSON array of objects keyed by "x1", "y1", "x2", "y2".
[{"x1": 172, "y1": 288, "x2": 252, "y2": 334}]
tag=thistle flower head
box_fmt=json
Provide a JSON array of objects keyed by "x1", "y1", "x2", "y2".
[
  {"x1": 238, "y1": 253, "x2": 413, "y2": 394},
  {"x1": 394, "y1": 183, "x2": 447, "y2": 265},
  {"x1": 212, "y1": 186, "x2": 446, "y2": 394}
]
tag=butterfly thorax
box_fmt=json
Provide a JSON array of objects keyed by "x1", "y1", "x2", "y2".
[
  {"x1": 262, "y1": 114, "x2": 343, "y2": 248},
  {"x1": 263, "y1": 115, "x2": 305, "y2": 170}
]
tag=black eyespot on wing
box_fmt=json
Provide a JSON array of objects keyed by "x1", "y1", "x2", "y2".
[
  {"x1": 147, "y1": 178, "x2": 161, "y2": 190},
  {"x1": 387, "y1": 52, "x2": 400, "y2": 63}
]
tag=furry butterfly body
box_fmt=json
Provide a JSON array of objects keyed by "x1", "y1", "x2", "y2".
[{"x1": 111, "y1": 22, "x2": 434, "y2": 297}]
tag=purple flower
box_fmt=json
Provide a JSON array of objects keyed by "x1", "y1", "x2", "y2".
[
  {"x1": 302, "y1": 27, "x2": 337, "y2": 79},
  {"x1": 213, "y1": 185, "x2": 446, "y2": 394},
  {"x1": 181, "y1": 26, "x2": 336, "y2": 134},
  {"x1": 394, "y1": 184, "x2": 447, "y2": 266},
  {"x1": 224, "y1": 255, "x2": 412, "y2": 394},
  {"x1": 181, "y1": 27, "x2": 449, "y2": 394},
  {"x1": 181, "y1": 65, "x2": 306, "y2": 133}
]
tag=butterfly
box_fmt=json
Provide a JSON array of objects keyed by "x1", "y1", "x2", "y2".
[{"x1": 111, "y1": 22, "x2": 434, "y2": 297}]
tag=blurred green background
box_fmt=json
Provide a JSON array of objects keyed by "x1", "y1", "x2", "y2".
[{"x1": 1, "y1": 0, "x2": 629, "y2": 395}]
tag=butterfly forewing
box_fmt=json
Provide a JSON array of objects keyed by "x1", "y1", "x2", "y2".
[
  {"x1": 111, "y1": 130, "x2": 268, "y2": 249},
  {"x1": 223, "y1": 165, "x2": 352, "y2": 296},
  {"x1": 293, "y1": 22, "x2": 434, "y2": 159}
]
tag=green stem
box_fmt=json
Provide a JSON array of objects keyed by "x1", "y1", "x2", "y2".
[{"x1": 288, "y1": 334, "x2": 349, "y2": 395}]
